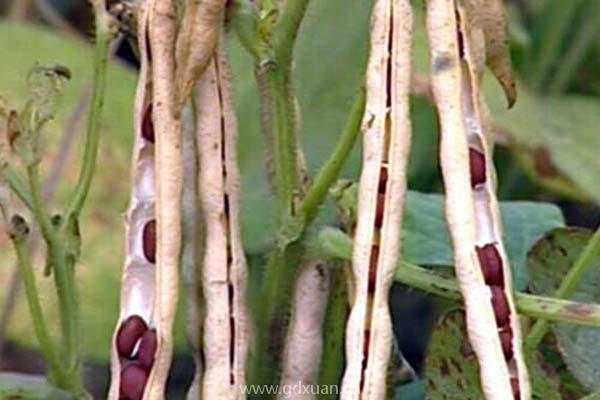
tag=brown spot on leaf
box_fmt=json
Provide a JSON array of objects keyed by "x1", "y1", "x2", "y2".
[{"x1": 533, "y1": 147, "x2": 559, "y2": 178}]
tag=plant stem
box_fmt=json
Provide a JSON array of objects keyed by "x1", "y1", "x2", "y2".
[
  {"x1": 318, "y1": 265, "x2": 348, "y2": 400},
  {"x1": 262, "y1": 65, "x2": 299, "y2": 215},
  {"x1": 12, "y1": 234, "x2": 66, "y2": 385},
  {"x1": 547, "y1": 1, "x2": 600, "y2": 94},
  {"x1": 299, "y1": 89, "x2": 365, "y2": 224},
  {"x1": 27, "y1": 165, "x2": 81, "y2": 390},
  {"x1": 272, "y1": 0, "x2": 310, "y2": 65},
  {"x1": 248, "y1": 242, "x2": 304, "y2": 391},
  {"x1": 318, "y1": 227, "x2": 600, "y2": 328},
  {"x1": 64, "y1": 4, "x2": 111, "y2": 223},
  {"x1": 526, "y1": 226, "x2": 600, "y2": 348}
]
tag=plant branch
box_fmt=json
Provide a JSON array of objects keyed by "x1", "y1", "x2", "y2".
[
  {"x1": 11, "y1": 225, "x2": 65, "y2": 385},
  {"x1": 273, "y1": 0, "x2": 310, "y2": 65},
  {"x1": 317, "y1": 227, "x2": 600, "y2": 328},
  {"x1": 526, "y1": 226, "x2": 600, "y2": 348},
  {"x1": 64, "y1": 3, "x2": 112, "y2": 223},
  {"x1": 299, "y1": 89, "x2": 365, "y2": 224}
]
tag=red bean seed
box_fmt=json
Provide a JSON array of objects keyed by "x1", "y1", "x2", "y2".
[
  {"x1": 116, "y1": 316, "x2": 147, "y2": 358},
  {"x1": 499, "y1": 329, "x2": 513, "y2": 360},
  {"x1": 120, "y1": 363, "x2": 148, "y2": 400},
  {"x1": 510, "y1": 378, "x2": 520, "y2": 400},
  {"x1": 142, "y1": 220, "x2": 156, "y2": 264},
  {"x1": 137, "y1": 329, "x2": 157, "y2": 369},
  {"x1": 375, "y1": 193, "x2": 385, "y2": 228},
  {"x1": 490, "y1": 286, "x2": 510, "y2": 326},
  {"x1": 141, "y1": 104, "x2": 154, "y2": 143},
  {"x1": 378, "y1": 167, "x2": 388, "y2": 194},
  {"x1": 368, "y1": 246, "x2": 379, "y2": 293},
  {"x1": 469, "y1": 148, "x2": 486, "y2": 187},
  {"x1": 476, "y1": 244, "x2": 504, "y2": 286}
]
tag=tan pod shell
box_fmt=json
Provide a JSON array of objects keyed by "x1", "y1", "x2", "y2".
[
  {"x1": 108, "y1": 2, "x2": 156, "y2": 398},
  {"x1": 194, "y1": 44, "x2": 250, "y2": 399},
  {"x1": 426, "y1": 0, "x2": 530, "y2": 398},
  {"x1": 145, "y1": 0, "x2": 184, "y2": 397},
  {"x1": 278, "y1": 261, "x2": 330, "y2": 400},
  {"x1": 341, "y1": 1, "x2": 412, "y2": 399}
]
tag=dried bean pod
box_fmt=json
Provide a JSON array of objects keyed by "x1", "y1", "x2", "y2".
[
  {"x1": 145, "y1": 0, "x2": 184, "y2": 396},
  {"x1": 194, "y1": 43, "x2": 250, "y2": 399},
  {"x1": 108, "y1": 2, "x2": 157, "y2": 398},
  {"x1": 175, "y1": 0, "x2": 225, "y2": 106},
  {"x1": 426, "y1": 0, "x2": 529, "y2": 398},
  {"x1": 278, "y1": 261, "x2": 330, "y2": 400},
  {"x1": 341, "y1": 1, "x2": 413, "y2": 399},
  {"x1": 180, "y1": 103, "x2": 204, "y2": 399}
]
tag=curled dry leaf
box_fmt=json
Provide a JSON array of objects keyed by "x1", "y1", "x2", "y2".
[
  {"x1": 426, "y1": 0, "x2": 529, "y2": 398},
  {"x1": 278, "y1": 261, "x2": 330, "y2": 400},
  {"x1": 194, "y1": 43, "x2": 250, "y2": 399},
  {"x1": 340, "y1": 1, "x2": 413, "y2": 399},
  {"x1": 109, "y1": 2, "x2": 158, "y2": 399},
  {"x1": 175, "y1": 0, "x2": 226, "y2": 106},
  {"x1": 462, "y1": 0, "x2": 517, "y2": 107}
]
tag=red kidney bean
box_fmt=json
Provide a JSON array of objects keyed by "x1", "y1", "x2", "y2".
[
  {"x1": 116, "y1": 315, "x2": 147, "y2": 358},
  {"x1": 142, "y1": 104, "x2": 155, "y2": 143},
  {"x1": 368, "y1": 246, "x2": 379, "y2": 293},
  {"x1": 499, "y1": 327, "x2": 513, "y2": 360},
  {"x1": 510, "y1": 378, "x2": 520, "y2": 400},
  {"x1": 476, "y1": 244, "x2": 504, "y2": 286},
  {"x1": 120, "y1": 363, "x2": 149, "y2": 400},
  {"x1": 374, "y1": 193, "x2": 385, "y2": 228},
  {"x1": 137, "y1": 329, "x2": 157, "y2": 369},
  {"x1": 490, "y1": 286, "x2": 510, "y2": 326},
  {"x1": 469, "y1": 148, "x2": 486, "y2": 187},
  {"x1": 142, "y1": 220, "x2": 156, "y2": 264},
  {"x1": 378, "y1": 167, "x2": 388, "y2": 194}
]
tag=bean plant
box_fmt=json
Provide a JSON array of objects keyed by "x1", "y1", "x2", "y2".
[{"x1": 1, "y1": 0, "x2": 600, "y2": 399}]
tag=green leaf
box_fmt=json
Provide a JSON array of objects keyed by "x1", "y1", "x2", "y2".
[
  {"x1": 392, "y1": 380, "x2": 425, "y2": 400},
  {"x1": 0, "y1": 373, "x2": 78, "y2": 399},
  {"x1": 332, "y1": 186, "x2": 564, "y2": 290},
  {"x1": 528, "y1": 228, "x2": 600, "y2": 391},
  {"x1": 486, "y1": 79, "x2": 600, "y2": 205},
  {"x1": 425, "y1": 311, "x2": 561, "y2": 400}
]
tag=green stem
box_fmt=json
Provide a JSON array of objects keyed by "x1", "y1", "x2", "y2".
[
  {"x1": 299, "y1": 89, "x2": 365, "y2": 223},
  {"x1": 547, "y1": 1, "x2": 600, "y2": 94},
  {"x1": 318, "y1": 227, "x2": 600, "y2": 328},
  {"x1": 248, "y1": 242, "x2": 304, "y2": 391},
  {"x1": 27, "y1": 165, "x2": 81, "y2": 390},
  {"x1": 64, "y1": 6, "x2": 111, "y2": 222},
  {"x1": 273, "y1": 0, "x2": 310, "y2": 65},
  {"x1": 263, "y1": 65, "x2": 299, "y2": 215},
  {"x1": 528, "y1": 0, "x2": 584, "y2": 91},
  {"x1": 526, "y1": 226, "x2": 600, "y2": 348},
  {"x1": 2, "y1": 168, "x2": 34, "y2": 210},
  {"x1": 12, "y1": 232, "x2": 65, "y2": 385},
  {"x1": 318, "y1": 265, "x2": 348, "y2": 400}
]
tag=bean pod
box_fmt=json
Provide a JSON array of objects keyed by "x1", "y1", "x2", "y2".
[
  {"x1": 426, "y1": 0, "x2": 529, "y2": 398},
  {"x1": 109, "y1": 2, "x2": 157, "y2": 399},
  {"x1": 194, "y1": 43, "x2": 250, "y2": 399},
  {"x1": 278, "y1": 261, "x2": 330, "y2": 400},
  {"x1": 340, "y1": 1, "x2": 413, "y2": 399}
]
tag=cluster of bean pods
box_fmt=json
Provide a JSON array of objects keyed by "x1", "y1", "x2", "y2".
[
  {"x1": 109, "y1": 0, "x2": 242, "y2": 398},
  {"x1": 341, "y1": 1, "x2": 413, "y2": 399},
  {"x1": 426, "y1": 0, "x2": 529, "y2": 398}
]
